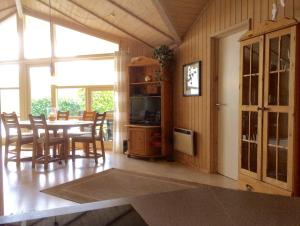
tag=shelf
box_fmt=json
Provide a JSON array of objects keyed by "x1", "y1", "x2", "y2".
[{"x1": 130, "y1": 82, "x2": 160, "y2": 85}]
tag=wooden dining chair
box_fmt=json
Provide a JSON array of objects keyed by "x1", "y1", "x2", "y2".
[
  {"x1": 29, "y1": 114, "x2": 67, "y2": 169},
  {"x1": 57, "y1": 111, "x2": 69, "y2": 120},
  {"x1": 1, "y1": 112, "x2": 33, "y2": 166},
  {"x1": 71, "y1": 112, "x2": 106, "y2": 163}
]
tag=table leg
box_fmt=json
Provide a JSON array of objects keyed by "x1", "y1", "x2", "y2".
[{"x1": 63, "y1": 128, "x2": 69, "y2": 163}]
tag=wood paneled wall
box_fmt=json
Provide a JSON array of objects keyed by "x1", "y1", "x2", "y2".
[{"x1": 173, "y1": 0, "x2": 300, "y2": 172}]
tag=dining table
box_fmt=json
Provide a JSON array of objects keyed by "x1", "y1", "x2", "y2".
[{"x1": 19, "y1": 120, "x2": 94, "y2": 160}]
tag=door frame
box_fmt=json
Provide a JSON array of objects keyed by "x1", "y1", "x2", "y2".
[{"x1": 209, "y1": 19, "x2": 251, "y2": 173}]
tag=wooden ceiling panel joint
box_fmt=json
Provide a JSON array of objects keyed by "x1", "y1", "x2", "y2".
[
  {"x1": 68, "y1": 0, "x2": 154, "y2": 48},
  {"x1": 106, "y1": 0, "x2": 174, "y2": 42},
  {"x1": 14, "y1": 0, "x2": 23, "y2": 18},
  {"x1": 150, "y1": 0, "x2": 181, "y2": 44}
]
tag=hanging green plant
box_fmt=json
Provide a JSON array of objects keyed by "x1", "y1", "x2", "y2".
[{"x1": 153, "y1": 45, "x2": 174, "y2": 68}]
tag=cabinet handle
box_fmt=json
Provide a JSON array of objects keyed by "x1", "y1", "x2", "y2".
[
  {"x1": 257, "y1": 106, "x2": 269, "y2": 111},
  {"x1": 246, "y1": 184, "x2": 253, "y2": 192}
]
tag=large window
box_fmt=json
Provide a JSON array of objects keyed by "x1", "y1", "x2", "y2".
[
  {"x1": 55, "y1": 25, "x2": 118, "y2": 57},
  {"x1": 24, "y1": 16, "x2": 51, "y2": 59},
  {"x1": 0, "y1": 15, "x2": 18, "y2": 61},
  {"x1": 55, "y1": 59, "x2": 115, "y2": 86}
]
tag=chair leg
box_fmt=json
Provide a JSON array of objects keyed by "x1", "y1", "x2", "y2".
[
  {"x1": 100, "y1": 137, "x2": 105, "y2": 162},
  {"x1": 4, "y1": 141, "x2": 9, "y2": 165},
  {"x1": 84, "y1": 143, "x2": 89, "y2": 157},
  {"x1": 44, "y1": 145, "x2": 49, "y2": 170},
  {"x1": 16, "y1": 142, "x2": 21, "y2": 167},
  {"x1": 71, "y1": 141, "x2": 76, "y2": 162},
  {"x1": 32, "y1": 143, "x2": 36, "y2": 169},
  {"x1": 92, "y1": 141, "x2": 98, "y2": 164}
]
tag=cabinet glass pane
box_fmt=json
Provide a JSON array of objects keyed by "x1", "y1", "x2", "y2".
[
  {"x1": 279, "y1": 72, "x2": 289, "y2": 106},
  {"x1": 270, "y1": 38, "x2": 279, "y2": 71},
  {"x1": 243, "y1": 45, "x2": 251, "y2": 75},
  {"x1": 251, "y1": 43, "x2": 259, "y2": 74},
  {"x1": 241, "y1": 141, "x2": 249, "y2": 170},
  {"x1": 278, "y1": 113, "x2": 288, "y2": 148},
  {"x1": 268, "y1": 74, "x2": 278, "y2": 105},
  {"x1": 242, "y1": 111, "x2": 249, "y2": 140},
  {"x1": 249, "y1": 112, "x2": 258, "y2": 141},
  {"x1": 250, "y1": 143, "x2": 257, "y2": 172},
  {"x1": 242, "y1": 76, "x2": 250, "y2": 105},
  {"x1": 267, "y1": 146, "x2": 276, "y2": 179},
  {"x1": 251, "y1": 75, "x2": 258, "y2": 105},
  {"x1": 278, "y1": 148, "x2": 287, "y2": 182},
  {"x1": 280, "y1": 35, "x2": 290, "y2": 71},
  {"x1": 268, "y1": 112, "x2": 277, "y2": 146}
]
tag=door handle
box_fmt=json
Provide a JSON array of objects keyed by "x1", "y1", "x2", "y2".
[{"x1": 216, "y1": 103, "x2": 226, "y2": 106}]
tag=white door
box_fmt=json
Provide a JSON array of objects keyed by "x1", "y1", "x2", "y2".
[{"x1": 217, "y1": 30, "x2": 245, "y2": 180}]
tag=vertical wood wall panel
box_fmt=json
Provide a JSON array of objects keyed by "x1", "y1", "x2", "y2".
[{"x1": 173, "y1": 0, "x2": 300, "y2": 171}]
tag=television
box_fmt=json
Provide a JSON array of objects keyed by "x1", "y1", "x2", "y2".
[{"x1": 130, "y1": 97, "x2": 161, "y2": 125}]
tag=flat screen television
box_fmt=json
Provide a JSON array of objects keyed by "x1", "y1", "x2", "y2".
[{"x1": 130, "y1": 97, "x2": 161, "y2": 125}]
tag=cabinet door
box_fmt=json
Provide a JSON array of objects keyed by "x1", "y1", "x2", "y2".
[
  {"x1": 128, "y1": 128, "x2": 146, "y2": 155},
  {"x1": 240, "y1": 36, "x2": 264, "y2": 179},
  {"x1": 263, "y1": 27, "x2": 295, "y2": 190}
]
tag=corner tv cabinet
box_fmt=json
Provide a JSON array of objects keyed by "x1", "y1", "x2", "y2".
[
  {"x1": 239, "y1": 18, "x2": 300, "y2": 196},
  {"x1": 126, "y1": 56, "x2": 172, "y2": 159}
]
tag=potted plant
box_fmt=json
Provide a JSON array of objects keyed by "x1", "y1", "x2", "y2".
[
  {"x1": 153, "y1": 45, "x2": 174, "y2": 68},
  {"x1": 153, "y1": 45, "x2": 174, "y2": 81}
]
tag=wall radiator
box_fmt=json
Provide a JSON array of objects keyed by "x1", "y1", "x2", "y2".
[{"x1": 173, "y1": 128, "x2": 194, "y2": 156}]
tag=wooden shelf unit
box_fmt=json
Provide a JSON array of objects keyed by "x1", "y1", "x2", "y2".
[
  {"x1": 126, "y1": 56, "x2": 172, "y2": 158},
  {"x1": 239, "y1": 18, "x2": 300, "y2": 196}
]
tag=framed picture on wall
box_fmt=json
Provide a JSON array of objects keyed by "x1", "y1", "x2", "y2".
[{"x1": 183, "y1": 61, "x2": 201, "y2": 96}]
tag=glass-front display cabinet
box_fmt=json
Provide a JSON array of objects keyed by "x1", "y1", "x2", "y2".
[{"x1": 239, "y1": 19, "x2": 300, "y2": 196}]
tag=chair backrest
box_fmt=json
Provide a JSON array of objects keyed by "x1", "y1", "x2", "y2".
[
  {"x1": 82, "y1": 111, "x2": 96, "y2": 121},
  {"x1": 57, "y1": 111, "x2": 69, "y2": 120},
  {"x1": 29, "y1": 114, "x2": 50, "y2": 142},
  {"x1": 1, "y1": 112, "x2": 21, "y2": 138},
  {"x1": 92, "y1": 112, "x2": 106, "y2": 138}
]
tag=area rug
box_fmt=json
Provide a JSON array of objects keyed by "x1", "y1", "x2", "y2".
[{"x1": 41, "y1": 168, "x2": 199, "y2": 203}]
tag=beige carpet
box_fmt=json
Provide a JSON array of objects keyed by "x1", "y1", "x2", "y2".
[{"x1": 41, "y1": 168, "x2": 199, "y2": 203}]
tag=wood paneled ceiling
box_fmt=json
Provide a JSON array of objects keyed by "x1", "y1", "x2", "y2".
[{"x1": 0, "y1": 0, "x2": 209, "y2": 48}]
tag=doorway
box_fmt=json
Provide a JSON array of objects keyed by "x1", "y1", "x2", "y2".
[{"x1": 216, "y1": 29, "x2": 246, "y2": 180}]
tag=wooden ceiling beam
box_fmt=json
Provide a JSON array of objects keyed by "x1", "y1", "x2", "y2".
[
  {"x1": 15, "y1": 0, "x2": 23, "y2": 18},
  {"x1": 23, "y1": 6, "x2": 120, "y2": 44},
  {"x1": 106, "y1": 0, "x2": 174, "y2": 42},
  {"x1": 150, "y1": 0, "x2": 181, "y2": 44},
  {"x1": 68, "y1": 0, "x2": 154, "y2": 48},
  {"x1": 32, "y1": 0, "x2": 121, "y2": 44},
  {"x1": 0, "y1": 4, "x2": 15, "y2": 13}
]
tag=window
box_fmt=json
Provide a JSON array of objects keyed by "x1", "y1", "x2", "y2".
[
  {"x1": 29, "y1": 66, "x2": 52, "y2": 116},
  {"x1": 57, "y1": 88, "x2": 86, "y2": 116},
  {"x1": 0, "y1": 64, "x2": 20, "y2": 137},
  {"x1": 0, "y1": 15, "x2": 18, "y2": 61},
  {"x1": 55, "y1": 25, "x2": 119, "y2": 57},
  {"x1": 24, "y1": 16, "x2": 51, "y2": 59}
]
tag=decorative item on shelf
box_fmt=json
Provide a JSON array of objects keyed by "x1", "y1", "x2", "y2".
[
  {"x1": 271, "y1": 1, "x2": 278, "y2": 21},
  {"x1": 144, "y1": 74, "x2": 152, "y2": 82}
]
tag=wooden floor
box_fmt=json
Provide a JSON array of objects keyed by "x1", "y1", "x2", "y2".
[{"x1": 2, "y1": 150, "x2": 239, "y2": 216}]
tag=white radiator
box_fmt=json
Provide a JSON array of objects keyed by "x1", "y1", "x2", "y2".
[{"x1": 173, "y1": 128, "x2": 194, "y2": 156}]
